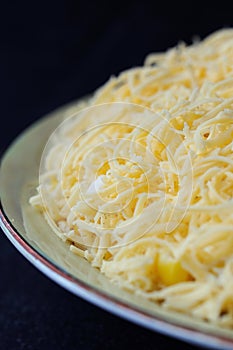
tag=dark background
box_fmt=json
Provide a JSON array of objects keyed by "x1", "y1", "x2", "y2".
[{"x1": 1, "y1": 1, "x2": 232, "y2": 349}]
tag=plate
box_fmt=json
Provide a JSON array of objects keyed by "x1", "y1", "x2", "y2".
[{"x1": 1, "y1": 98, "x2": 233, "y2": 350}]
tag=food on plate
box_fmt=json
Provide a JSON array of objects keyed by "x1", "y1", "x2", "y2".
[{"x1": 30, "y1": 29, "x2": 233, "y2": 327}]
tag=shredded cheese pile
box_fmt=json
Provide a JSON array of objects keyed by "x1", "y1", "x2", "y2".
[{"x1": 30, "y1": 29, "x2": 233, "y2": 327}]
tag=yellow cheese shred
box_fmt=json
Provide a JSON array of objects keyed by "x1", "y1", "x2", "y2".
[{"x1": 30, "y1": 29, "x2": 233, "y2": 327}]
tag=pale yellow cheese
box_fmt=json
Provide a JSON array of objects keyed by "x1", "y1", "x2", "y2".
[{"x1": 30, "y1": 29, "x2": 233, "y2": 327}]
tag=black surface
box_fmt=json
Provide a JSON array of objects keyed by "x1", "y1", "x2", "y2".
[{"x1": 1, "y1": 1, "x2": 232, "y2": 349}]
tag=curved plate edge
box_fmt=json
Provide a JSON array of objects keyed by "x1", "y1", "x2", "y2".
[{"x1": 1, "y1": 208, "x2": 233, "y2": 350}]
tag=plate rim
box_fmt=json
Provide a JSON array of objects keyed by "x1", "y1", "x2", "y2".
[
  {"x1": 1, "y1": 205, "x2": 233, "y2": 350},
  {"x1": 1, "y1": 99, "x2": 233, "y2": 350}
]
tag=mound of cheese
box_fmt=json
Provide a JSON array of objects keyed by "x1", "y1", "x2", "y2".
[{"x1": 30, "y1": 29, "x2": 233, "y2": 327}]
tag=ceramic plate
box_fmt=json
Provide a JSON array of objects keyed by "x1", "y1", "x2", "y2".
[{"x1": 1, "y1": 99, "x2": 233, "y2": 350}]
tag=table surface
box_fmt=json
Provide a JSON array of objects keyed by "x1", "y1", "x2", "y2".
[{"x1": 1, "y1": 1, "x2": 232, "y2": 349}]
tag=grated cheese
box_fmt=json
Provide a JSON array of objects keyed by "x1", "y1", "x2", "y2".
[{"x1": 30, "y1": 29, "x2": 233, "y2": 327}]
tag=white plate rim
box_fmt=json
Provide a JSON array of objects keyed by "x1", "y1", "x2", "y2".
[
  {"x1": 1, "y1": 206, "x2": 233, "y2": 350},
  {"x1": 1, "y1": 99, "x2": 233, "y2": 350}
]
